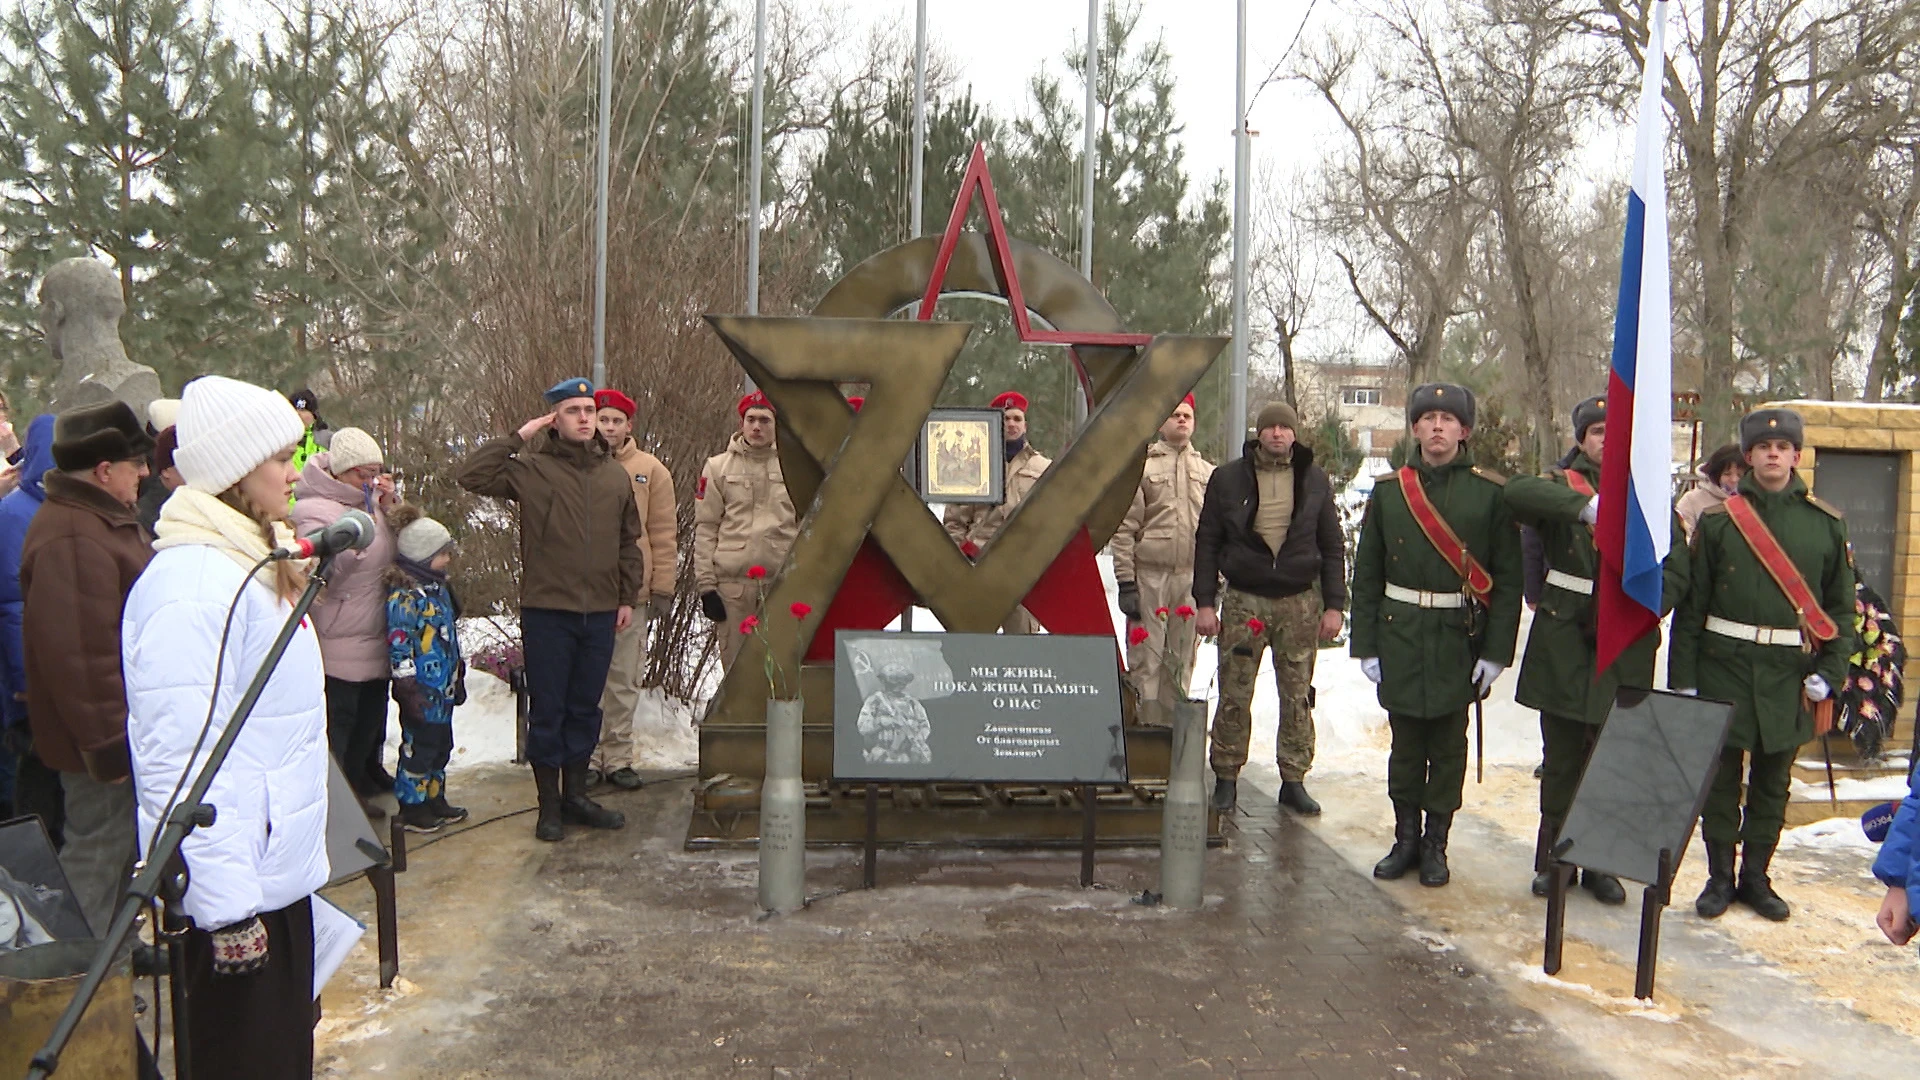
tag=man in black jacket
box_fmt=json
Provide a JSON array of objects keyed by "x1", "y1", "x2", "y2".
[{"x1": 1194, "y1": 402, "x2": 1347, "y2": 815}]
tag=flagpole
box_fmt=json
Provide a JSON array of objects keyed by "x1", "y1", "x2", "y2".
[
  {"x1": 1227, "y1": 0, "x2": 1250, "y2": 460},
  {"x1": 911, "y1": 0, "x2": 928, "y2": 238},
  {"x1": 591, "y1": 0, "x2": 614, "y2": 387},
  {"x1": 1076, "y1": 0, "x2": 1099, "y2": 431},
  {"x1": 746, "y1": 0, "x2": 767, "y2": 318}
]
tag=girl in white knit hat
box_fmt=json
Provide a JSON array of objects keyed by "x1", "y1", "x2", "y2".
[{"x1": 120, "y1": 374, "x2": 328, "y2": 1079}]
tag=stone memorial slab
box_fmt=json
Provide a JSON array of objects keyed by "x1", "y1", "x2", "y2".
[
  {"x1": 1813, "y1": 450, "x2": 1898, "y2": 597},
  {"x1": 833, "y1": 631, "x2": 1125, "y2": 783},
  {"x1": 1558, "y1": 688, "x2": 1734, "y2": 885}
]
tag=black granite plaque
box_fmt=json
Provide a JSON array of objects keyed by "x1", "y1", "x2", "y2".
[
  {"x1": 325, "y1": 756, "x2": 389, "y2": 884},
  {"x1": 0, "y1": 816, "x2": 92, "y2": 945},
  {"x1": 1814, "y1": 450, "x2": 1898, "y2": 597},
  {"x1": 1557, "y1": 689, "x2": 1734, "y2": 885},
  {"x1": 833, "y1": 631, "x2": 1126, "y2": 782}
]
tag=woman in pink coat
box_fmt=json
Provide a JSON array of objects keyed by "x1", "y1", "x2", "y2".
[{"x1": 290, "y1": 427, "x2": 399, "y2": 815}]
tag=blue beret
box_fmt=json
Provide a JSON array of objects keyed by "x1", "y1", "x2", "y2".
[{"x1": 544, "y1": 378, "x2": 595, "y2": 405}]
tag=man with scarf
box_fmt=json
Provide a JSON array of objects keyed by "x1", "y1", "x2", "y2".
[
  {"x1": 1192, "y1": 401, "x2": 1345, "y2": 816},
  {"x1": 1505, "y1": 395, "x2": 1689, "y2": 905},
  {"x1": 944, "y1": 391, "x2": 1052, "y2": 633}
]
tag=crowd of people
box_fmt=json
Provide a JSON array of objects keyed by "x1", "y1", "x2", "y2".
[
  {"x1": 9, "y1": 356, "x2": 1920, "y2": 1075},
  {"x1": 0, "y1": 372, "x2": 808, "y2": 1078}
]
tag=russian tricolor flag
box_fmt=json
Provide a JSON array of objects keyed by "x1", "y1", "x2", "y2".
[{"x1": 1595, "y1": 1, "x2": 1673, "y2": 676}]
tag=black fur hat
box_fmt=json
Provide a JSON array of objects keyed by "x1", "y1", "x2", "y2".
[
  {"x1": 1571, "y1": 395, "x2": 1607, "y2": 443},
  {"x1": 1740, "y1": 408, "x2": 1803, "y2": 452},
  {"x1": 52, "y1": 401, "x2": 155, "y2": 472},
  {"x1": 1406, "y1": 383, "x2": 1475, "y2": 429}
]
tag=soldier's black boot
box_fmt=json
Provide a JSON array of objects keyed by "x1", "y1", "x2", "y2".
[
  {"x1": 1735, "y1": 842, "x2": 1791, "y2": 921},
  {"x1": 533, "y1": 765, "x2": 564, "y2": 842},
  {"x1": 561, "y1": 762, "x2": 626, "y2": 830},
  {"x1": 1695, "y1": 840, "x2": 1736, "y2": 918},
  {"x1": 1278, "y1": 781, "x2": 1321, "y2": 816},
  {"x1": 1210, "y1": 776, "x2": 1238, "y2": 814},
  {"x1": 1530, "y1": 818, "x2": 1561, "y2": 898},
  {"x1": 1373, "y1": 802, "x2": 1422, "y2": 879},
  {"x1": 1418, "y1": 811, "x2": 1452, "y2": 887},
  {"x1": 1582, "y1": 869, "x2": 1627, "y2": 905}
]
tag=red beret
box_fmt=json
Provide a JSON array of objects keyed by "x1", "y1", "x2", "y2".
[
  {"x1": 846, "y1": 396, "x2": 864, "y2": 412},
  {"x1": 990, "y1": 391, "x2": 1028, "y2": 412},
  {"x1": 594, "y1": 389, "x2": 636, "y2": 417},
  {"x1": 737, "y1": 391, "x2": 773, "y2": 418},
  {"x1": 1181, "y1": 393, "x2": 1195, "y2": 409}
]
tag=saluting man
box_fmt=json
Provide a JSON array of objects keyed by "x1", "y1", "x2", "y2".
[
  {"x1": 944, "y1": 390, "x2": 1052, "y2": 633},
  {"x1": 1505, "y1": 395, "x2": 1689, "y2": 905},
  {"x1": 1111, "y1": 394, "x2": 1213, "y2": 720},
  {"x1": 1349, "y1": 384, "x2": 1522, "y2": 888},
  {"x1": 694, "y1": 391, "x2": 798, "y2": 669},
  {"x1": 1670, "y1": 407, "x2": 1855, "y2": 922}
]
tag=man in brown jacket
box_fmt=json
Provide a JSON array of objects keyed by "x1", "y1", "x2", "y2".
[
  {"x1": 944, "y1": 390, "x2": 1052, "y2": 633},
  {"x1": 589, "y1": 388, "x2": 677, "y2": 789},
  {"x1": 694, "y1": 391, "x2": 797, "y2": 669},
  {"x1": 1111, "y1": 394, "x2": 1213, "y2": 722},
  {"x1": 21, "y1": 401, "x2": 153, "y2": 937},
  {"x1": 456, "y1": 378, "x2": 645, "y2": 842}
]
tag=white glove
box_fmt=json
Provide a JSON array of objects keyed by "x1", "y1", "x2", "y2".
[
  {"x1": 1360, "y1": 657, "x2": 1382, "y2": 684},
  {"x1": 1471, "y1": 659, "x2": 1504, "y2": 698},
  {"x1": 1578, "y1": 496, "x2": 1599, "y2": 525},
  {"x1": 1804, "y1": 674, "x2": 1831, "y2": 703},
  {"x1": 1673, "y1": 687, "x2": 1698, "y2": 697}
]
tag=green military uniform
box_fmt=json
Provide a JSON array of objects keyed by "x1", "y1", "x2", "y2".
[
  {"x1": 1506, "y1": 450, "x2": 1689, "y2": 897},
  {"x1": 1350, "y1": 449, "x2": 1523, "y2": 815},
  {"x1": 1670, "y1": 471, "x2": 1854, "y2": 845}
]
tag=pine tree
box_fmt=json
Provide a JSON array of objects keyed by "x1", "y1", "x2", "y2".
[{"x1": 0, "y1": 0, "x2": 271, "y2": 402}]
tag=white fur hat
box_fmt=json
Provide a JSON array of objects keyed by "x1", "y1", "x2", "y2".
[
  {"x1": 146, "y1": 397, "x2": 180, "y2": 433},
  {"x1": 327, "y1": 427, "x2": 383, "y2": 475},
  {"x1": 172, "y1": 376, "x2": 307, "y2": 494}
]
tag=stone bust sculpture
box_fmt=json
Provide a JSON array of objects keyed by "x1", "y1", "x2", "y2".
[{"x1": 41, "y1": 257, "x2": 162, "y2": 417}]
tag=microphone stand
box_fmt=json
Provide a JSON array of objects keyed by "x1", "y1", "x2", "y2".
[{"x1": 28, "y1": 551, "x2": 342, "y2": 1079}]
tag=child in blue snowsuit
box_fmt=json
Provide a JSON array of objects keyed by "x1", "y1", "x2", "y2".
[{"x1": 385, "y1": 506, "x2": 467, "y2": 832}]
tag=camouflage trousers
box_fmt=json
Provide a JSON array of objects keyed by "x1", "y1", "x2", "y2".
[
  {"x1": 1209, "y1": 587, "x2": 1321, "y2": 782},
  {"x1": 1124, "y1": 562, "x2": 1199, "y2": 726}
]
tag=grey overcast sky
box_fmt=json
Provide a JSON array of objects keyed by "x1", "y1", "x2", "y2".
[{"x1": 821, "y1": 0, "x2": 1333, "y2": 193}]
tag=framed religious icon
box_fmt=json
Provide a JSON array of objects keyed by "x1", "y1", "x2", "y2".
[{"x1": 919, "y1": 408, "x2": 1004, "y2": 504}]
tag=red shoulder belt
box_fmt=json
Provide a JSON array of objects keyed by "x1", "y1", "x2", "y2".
[
  {"x1": 1722, "y1": 494, "x2": 1839, "y2": 644},
  {"x1": 1396, "y1": 465, "x2": 1493, "y2": 602}
]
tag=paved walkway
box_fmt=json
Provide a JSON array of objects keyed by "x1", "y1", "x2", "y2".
[{"x1": 317, "y1": 772, "x2": 1603, "y2": 1079}]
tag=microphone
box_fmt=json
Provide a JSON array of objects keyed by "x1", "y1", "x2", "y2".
[{"x1": 274, "y1": 509, "x2": 376, "y2": 560}]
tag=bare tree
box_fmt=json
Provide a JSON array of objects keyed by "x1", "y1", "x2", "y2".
[
  {"x1": 1581, "y1": 0, "x2": 1920, "y2": 420},
  {"x1": 1250, "y1": 162, "x2": 1325, "y2": 409}
]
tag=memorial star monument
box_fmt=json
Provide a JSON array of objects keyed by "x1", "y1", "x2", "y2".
[{"x1": 689, "y1": 145, "x2": 1225, "y2": 849}]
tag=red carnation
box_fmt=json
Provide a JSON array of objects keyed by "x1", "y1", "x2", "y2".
[
  {"x1": 1128, "y1": 626, "x2": 1151, "y2": 646},
  {"x1": 738, "y1": 615, "x2": 760, "y2": 635},
  {"x1": 746, "y1": 565, "x2": 768, "y2": 580},
  {"x1": 1175, "y1": 605, "x2": 1195, "y2": 620},
  {"x1": 789, "y1": 602, "x2": 812, "y2": 619},
  {"x1": 960, "y1": 540, "x2": 981, "y2": 559},
  {"x1": 1154, "y1": 606, "x2": 1170, "y2": 619},
  {"x1": 1246, "y1": 617, "x2": 1266, "y2": 635}
]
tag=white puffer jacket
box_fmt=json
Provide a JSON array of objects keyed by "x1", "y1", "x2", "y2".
[{"x1": 124, "y1": 539, "x2": 330, "y2": 930}]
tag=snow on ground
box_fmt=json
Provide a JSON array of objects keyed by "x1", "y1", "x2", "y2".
[
  {"x1": 1779, "y1": 816, "x2": 1884, "y2": 855},
  {"x1": 1792, "y1": 773, "x2": 1914, "y2": 803},
  {"x1": 381, "y1": 671, "x2": 700, "y2": 776}
]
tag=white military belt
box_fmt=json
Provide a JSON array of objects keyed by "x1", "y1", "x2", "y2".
[
  {"x1": 1544, "y1": 569, "x2": 1593, "y2": 596},
  {"x1": 1704, "y1": 616, "x2": 1802, "y2": 648},
  {"x1": 1384, "y1": 583, "x2": 1465, "y2": 609}
]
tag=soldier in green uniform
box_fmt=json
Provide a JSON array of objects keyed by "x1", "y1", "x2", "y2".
[
  {"x1": 1670, "y1": 407, "x2": 1855, "y2": 922},
  {"x1": 1505, "y1": 395, "x2": 1689, "y2": 905},
  {"x1": 1350, "y1": 384, "x2": 1523, "y2": 887}
]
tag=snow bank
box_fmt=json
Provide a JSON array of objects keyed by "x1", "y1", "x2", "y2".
[
  {"x1": 380, "y1": 671, "x2": 699, "y2": 774},
  {"x1": 1777, "y1": 816, "x2": 1882, "y2": 855},
  {"x1": 1790, "y1": 774, "x2": 1913, "y2": 803}
]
